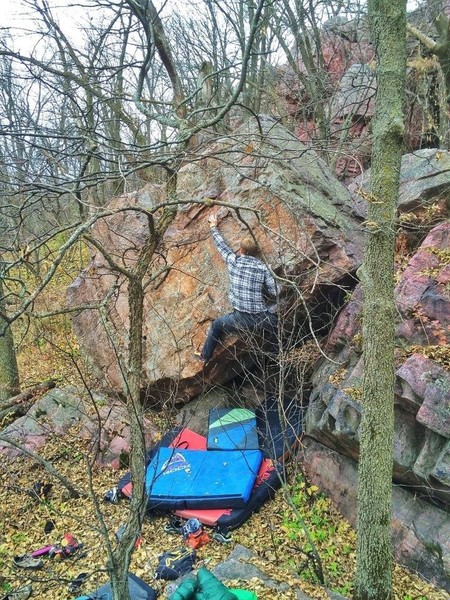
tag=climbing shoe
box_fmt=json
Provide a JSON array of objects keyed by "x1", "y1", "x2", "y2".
[
  {"x1": 13, "y1": 554, "x2": 43, "y2": 570},
  {"x1": 1, "y1": 585, "x2": 32, "y2": 600}
]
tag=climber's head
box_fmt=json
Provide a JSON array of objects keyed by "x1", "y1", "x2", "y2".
[{"x1": 239, "y1": 236, "x2": 258, "y2": 257}]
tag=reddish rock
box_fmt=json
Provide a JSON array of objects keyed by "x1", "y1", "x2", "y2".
[
  {"x1": 300, "y1": 438, "x2": 450, "y2": 592},
  {"x1": 0, "y1": 387, "x2": 87, "y2": 457},
  {"x1": 395, "y1": 221, "x2": 450, "y2": 345},
  {"x1": 307, "y1": 221, "x2": 450, "y2": 508},
  {"x1": 325, "y1": 285, "x2": 362, "y2": 351},
  {"x1": 0, "y1": 388, "x2": 158, "y2": 469},
  {"x1": 77, "y1": 402, "x2": 158, "y2": 467},
  {"x1": 395, "y1": 354, "x2": 446, "y2": 407},
  {"x1": 350, "y1": 150, "x2": 450, "y2": 220},
  {"x1": 324, "y1": 222, "x2": 450, "y2": 351},
  {"x1": 416, "y1": 376, "x2": 450, "y2": 438},
  {"x1": 278, "y1": 7, "x2": 448, "y2": 182},
  {"x1": 68, "y1": 118, "x2": 364, "y2": 404},
  {"x1": 284, "y1": 26, "x2": 376, "y2": 181}
]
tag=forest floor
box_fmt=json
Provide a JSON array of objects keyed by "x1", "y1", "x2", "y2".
[
  {"x1": 0, "y1": 254, "x2": 448, "y2": 600},
  {"x1": 0, "y1": 436, "x2": 448, "y2": 600}
]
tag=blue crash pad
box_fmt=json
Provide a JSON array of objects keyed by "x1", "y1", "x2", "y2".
[
  {"x1": 145, "y1": 447, "x2": 263, "y2": 510},
  {"x1": 207, "y1": 408, "x2": 259, "y2": 451}
]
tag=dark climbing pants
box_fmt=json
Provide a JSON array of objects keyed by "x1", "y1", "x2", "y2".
[{"x1": 201, "y1": 310, "x2": 278, "y2": 360}]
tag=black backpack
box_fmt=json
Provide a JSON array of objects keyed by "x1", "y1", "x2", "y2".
[{"x1": 155, "y1": 547, "x2": 196, "y2": 580}]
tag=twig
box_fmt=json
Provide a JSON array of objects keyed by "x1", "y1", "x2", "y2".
[{"x1": 0, "y1": 434, "x2": 84, "y2": 499}]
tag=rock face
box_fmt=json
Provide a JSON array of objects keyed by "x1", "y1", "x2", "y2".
[
  {"x1": 301, "y1": 439, "x2": 450, "y2": 592},
  {"x1": 65, "y1": 121, "x2": 450, "y2": 590},
  {"x1": 279, "y1": 15, "x2": 448, "y2": 181},
  {"x1": 0, "y1": 387, "x2": 158, "y2": 468},
  {"x1": 349, "y1": 149, "x2": 450, "y2": 220},
  {"x1": 307, "y1": 221, "x2": 450, "y2": 504},
  {"x1": 305, "y1": 221, "x2": 450, "y2": 588},
  {"x1": 67, "y1": 117, "x2": 364, "y2": 403},
  {"x1": 281, "y1": 21, "x2": 375, "y2": 181}
]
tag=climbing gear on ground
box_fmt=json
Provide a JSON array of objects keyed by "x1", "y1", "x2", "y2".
[
  {"x1": 164, "y1": 517, "x2": 184, "y2": 535},
  {"x1": 30, "y1": 481, "x2": 52, "y2": 502},
  {"x1": 182, "y1": 518, "x2": 202, "y2": 538},
  {"x1": 182, "y1": 518, "x2": 210, "y2": 549},
  {"x1": 1, "y1": 585, "x2": 33, "y2": 600},
  {"x1": 165, "y1": 517, "x2": 210, "y2": 549},
  {"x1": 31, "y1": 544, "x2": 54, "y2": 558},
  {"x1": 104, "y1": 486, "x2": 121, "y2": 503},
  {"x1": 154, "y1": 546, "x2": 196, "y2": 580},
  {"x1": 44, "y1": 520, "x2": 55, "y2": 534},
  {"x1": 212, "y1": 530, "x2": 233, "y2": 544},
  {"x1": 49, "y1": 533, "x2": 83, "y2": 559},
  {"x1": 13, "y1": 554, "x2": 44, "y2": 570},
  {"x1": 68, "y1": 572, "x2": 89, "y2": 594}
]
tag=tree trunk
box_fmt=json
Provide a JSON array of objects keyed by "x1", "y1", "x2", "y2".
[
  {"x1": 109, "y1": 276, "x2": 148, "y2": 600},
  {"x1": 354, "y1": 0, "x2": 407, "y2": 598},
  {"x1": 0, "y1": 275, "x2": 20, "y2": 401},
  {"x1": 108, "y1": 198, "x2": 178, "y2": 600}
]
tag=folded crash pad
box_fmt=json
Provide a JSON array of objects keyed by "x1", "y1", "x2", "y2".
[
  {"x1": 256, "y1": 395, "x2": 304, "y2": 462},
  {"x1": 119, "y1": 427, "x2": 206, "y2": 498},
  {"x1": 146, "y1": 447, "x2": 263, "y2": 510},
  {"x1": 207, "y1": 408, "x2": 258, "y2": 451},
  {"x1": 175, "y1": 457, "x2": 282, "y2": 533}
]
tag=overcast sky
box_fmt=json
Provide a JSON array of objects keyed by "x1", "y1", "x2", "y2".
[{"x1": 1, "y1": 0, "x2": 98, "y2": 54}]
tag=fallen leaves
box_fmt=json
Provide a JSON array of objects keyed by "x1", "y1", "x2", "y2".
[{"x1": 0, "y1": 441, "x2": 448, "y2": 599}]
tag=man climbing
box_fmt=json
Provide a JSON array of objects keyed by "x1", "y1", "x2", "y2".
[{"x1": 195, "y1": 214, "x2": 279, "y2": 364}]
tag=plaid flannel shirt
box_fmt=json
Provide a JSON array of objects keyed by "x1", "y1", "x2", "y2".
[{"x1": 211, "y1": 227, "x2": 278, "y2": 313}]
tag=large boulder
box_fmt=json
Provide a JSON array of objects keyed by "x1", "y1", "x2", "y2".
[
  {"x1": 301, "y1": 439, "x2": 450, "y2": 592},
  {"x1": 349, "y1": 148, "x2": 450, "y2": 220},
  {"x1": 305, "y1": 222, "x2": 450, "y2": 504},
  {"x1": 67, "y1": 117, "x2": 364, "y2": 404},
  {"x1": 0, "y1": 387, "x2": 158, "y2": 468}
]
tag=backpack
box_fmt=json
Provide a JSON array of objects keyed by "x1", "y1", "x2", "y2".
[{"x1": 155, "y1": 547, "x2": 196, "y2": 580}]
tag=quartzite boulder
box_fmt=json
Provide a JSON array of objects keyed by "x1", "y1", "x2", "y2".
[
  {"x1": 301, "y1": 439, "x2": 450, "y2": 592},
  {"x1": 67, "y1": 117, "x2": 364, "y2": 404},
  {"x1": 0, "y1": 387, "x2": 158, "y2": 468},
  {"x1": 349, "y1": 148, "x2": 450, "y2": 220},
  {"x1": 306, "y1": 221, "x2": 450, "y2": 506}
]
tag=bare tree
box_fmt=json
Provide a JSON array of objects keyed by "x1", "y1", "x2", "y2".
[
  {"x1": 407, "y1": 3, "x2": 450, "y2": 148},
  {"x1": 0, "y1": 1, "x2": 269, "y2": 598},
  {"x1": 0, "y1": 275, "x2": 20, "y2": 401}
]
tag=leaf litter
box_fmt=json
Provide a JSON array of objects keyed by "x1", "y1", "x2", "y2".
[
  {"x1": 2, "y1": 255, "x2": 448, "y2": 599},
  {"x1": 0, "y1": 436, "x2": 447, "y2": 600}
]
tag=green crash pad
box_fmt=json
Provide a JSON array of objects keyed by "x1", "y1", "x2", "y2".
[{"x1": 169, "y1": 568, "x2": 257, "y2": 600}]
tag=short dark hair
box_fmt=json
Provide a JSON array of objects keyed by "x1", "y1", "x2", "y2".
[{"x1": 240, "y1": 236, "x2": 258, "y2": 256}]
